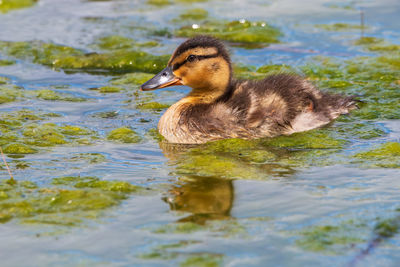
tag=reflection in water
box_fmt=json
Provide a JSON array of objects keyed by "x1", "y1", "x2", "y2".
[
  {"x1": 158, "y1": 138, "x2": 313, "y2": 224},
  {"x1": 158, "y1": 133, "x2": 340, "y2": 224},
  {"x1": 163, "y1": 176, "x2": 234, "y2": 224}
]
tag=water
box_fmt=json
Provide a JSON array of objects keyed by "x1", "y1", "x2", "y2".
[{"x1": 0, "y1": 0, "x2": 399, "y2": 266}]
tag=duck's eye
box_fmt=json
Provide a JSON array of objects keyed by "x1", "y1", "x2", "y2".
[{"x1": 187, "y1": 55, "x2": 197, "y2": 62}]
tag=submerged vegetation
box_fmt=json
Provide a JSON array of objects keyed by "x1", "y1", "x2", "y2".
[
  {"x1": 0, "y1": 176, "x2": 141, "y2": 225},
  {"x1": 0, "y1": 0, "x2": 37, "y2": 13},
  {"x1": 107, "y1": 127, "x2": 141, "y2": 143},
  {"x1": 296, "y1": 221, "x2": 367, "y2": 253},
  {"x1": 315, "y1": 23, "x2": 367, "y2": 31},
  {"x1": 0, "y1": 109, "x2": 97, "y2": 155},
  {"x1": 353, "y1": 142, "x2": 400, "y2": 168},
  {"x1": 0, "y1": 40, "x2": 169, "y2": 74},
  {"x1": 175, "y1": 20, "x2": 282, "y2": 47}
]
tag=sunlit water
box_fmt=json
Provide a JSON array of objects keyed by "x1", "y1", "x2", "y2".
[{"x1": 0, "y1": 0, "x2": 399, "y2": 266}]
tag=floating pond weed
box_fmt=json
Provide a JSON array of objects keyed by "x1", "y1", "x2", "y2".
[
  {"x1": 0, "y1": 59, "x2": 15, "y2": 66},
  {"x1": 315, "y1": 23, "x2": 368, "y2": 31},
  {"x1": 0, "y1": 176, "x2": 142, "y2": 226},
  {"x1": 0, "y1": 40, "x2": 169, "y2": 74},
  {"x1": 0, "y1": 110, "x2": 99, "y2": 154},
  {"x1": 35, "y1": 89, "x2": 86, "y2": 102},
  {"x1": 93, "y1": 35, "x2": 159, "y2": 51},
  {"x1": 136, "y1": 101, "x2": 170, "y2": 110},
  {"x1": 107, "y1": 127, "x2": 141, "y2": 143},
  {"x1": 175, "y1": 8, "x2": 208, "y2": 21},
  {"x1": 352, "y1": 142, "x2": 400, "y2": 168},
  {"x1": 295, "y1": 221, "x2": 367, "y2": 254},
  {"x1": 175, "y1": 20, "x2": 282, "y2": 47},
  {"x1": 0, "y1": 0, "x2": 37, "y2": 13}
]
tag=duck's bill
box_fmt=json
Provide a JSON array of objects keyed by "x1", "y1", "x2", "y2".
[{"x1": 140, "y1": 66, "x2": 182, "y2": 91}]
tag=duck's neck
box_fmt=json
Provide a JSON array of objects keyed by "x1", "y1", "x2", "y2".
[
  {"x1": 158, "y1": 81, "x2": 233, "y2": 143},
  {"x1": 185, "y1": 78, "x2": 233, "y2": 104}
]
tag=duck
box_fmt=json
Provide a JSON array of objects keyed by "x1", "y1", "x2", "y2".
[{"x1": 140, "y1": 35, "x2": 357, "y2": 144}]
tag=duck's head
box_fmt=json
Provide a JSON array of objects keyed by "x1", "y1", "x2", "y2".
[{"x1": 141, "y1": 36, "x2": 232, "y2": 98}]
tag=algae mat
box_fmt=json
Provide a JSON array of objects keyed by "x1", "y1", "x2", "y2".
[{"x1": 1, "y1": 0, "x2": 400, "y2": 266}]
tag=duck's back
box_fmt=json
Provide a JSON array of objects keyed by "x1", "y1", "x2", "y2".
[
  {"x1": 220, "y1": 74, "x2": 357, "y2": 137},
  {"x1": 159, "y1": 74, "x2": 356, "y2": 144}
]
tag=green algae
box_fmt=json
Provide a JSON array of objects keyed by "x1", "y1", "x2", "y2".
[
  {"x1": 0, "y1": 76, "x2": 10, "y2": 84},
  {"x1": 257, "y1": 64, "x2": 296, "y2": 74},
  {"x1": 233, "y1": 64, "x2": 261, "y2": 80},
  {"x1": 107, "y1": 127, "x2": 141, "y2": 143},
  {"x1": 234, "y1": 63, "x2": 296, "y2": 79},
  {"x1": 326, "y1": 3, "x2": 355, "y2": 10},
  {"x1": 146, "y1": 128, "x2": 164, "y2": 142},
  {"x1": 91, "y1": 110, "x2": 119, "y2": 119},
  {"x1": 233, "y1": 64, "x2": 296, "y2": 80},
  {"x1": 13, "y1": 160, "x2": 30, "y2": 169},
  {"x1": 301, "y1": 54, "x2": 400, "y2": 121},
  {"x1": 296, "y1": 221, "x2": 367, "y2": 253},
  {"x1": 67, "y1": 153, "x2": 107, "y2": 164},
  {"x1": 170, "y1": 135, "x2": 346, "y2": 180},
  {"x1": 98, "y1": 86, "x2": 122, "y2": 93},
  {"x1": 0, "y1": 109, "x2": 46, "y2": 128},
  {"x1": 0, "y1": 109, "x2": 98, "y2": 154},
  {"x1": 262, "y1": 129, "x2": 346, "y2": 149},
  {"x1": 176, "y1": 8, "x2": 208, "y2": 21},
  {"x1": 154, "y1": 221, "x2": 204, "y2": 234},
  {"x1": 374, "y1": 217, "x2": 399, "y2": 238},
  {"x1": 176, "y1": 154, "x2": 260, "y2": 179},
  {"x1": 35, "y1": 89, "x2": 86, "y2": 102},
  {"x1": 180, "y1": 254, "x2": 223, "y2": 267},
  {"x1": 352, "y1": 142, "x2": 400, "y2": 168},
  {"x1": 94, "y1": 35, "x2": 136, "y2": 50},
  {"x1": 60, "y1": 125, "x2": 92, "y2": 136},
  {"x1": 354, "y1": 37, "x2": 400, "y2": 52},
  {"x1": 110, "y1": 72, "x2": 154, "y2": 86},
  {"x1": 0, "y1": 78, "x2": 25, "y2": 104},
  {"x1": 0, "y1": 85, "x2": 24, "y2": 104},
  {"x1": 175, "y1": 20, "x2": 282, "y2": 46},
  {"x1": 336, "y1": 122, "x2": 386, "y2": 140},
  {"x1": 2, "y1": 143, "x2": 37, "y2": 154},
  {"x1": 173, "y1": 139, "x2": 268, "y2": 179},
  {"x1": 147, "y1": 0, "x2": 171, "y2": 6},
  {"x1": 315, "y1": 23, "x2": 367, "y2": 31},
  {"x1": 22, "y1": 123, "x2": 75, "y2": 147},
  {"x1": 93, "y1": 35, "x2": 158, "y2": 51},
  {"x1": 175, "y1": 0, "x2": 208, "y2": 3},
  {"x1": 52, "y1": 176, "x2": 140, "y2": 193},
  {"x1": 151, "y1": 28, "x2": 173, "y2": 38},
  {"x1": 0, "y1": 59, "x2": 15, "y2": 66},
  {"x1": 0, "y1": 176, "x2": 141, "y2": 225},
  {"x1": 0, "y1": 40, "x2": 169, "y2": 74},
  {"x1": 138, "y1": 241, "x2": 222, "y2": 267},
  {"x1": 136, "y1": 101, "x2": 170, "y2": 110},
  {"x1": 0, "y1": 0, "x2": 37, "y2": 13}
]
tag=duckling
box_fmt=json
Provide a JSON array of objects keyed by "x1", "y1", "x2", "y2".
[{"x1": 141, "y1": 35, "x2": 357, "y2": 144}]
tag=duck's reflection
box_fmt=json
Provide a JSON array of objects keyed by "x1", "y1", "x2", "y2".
[
  {"x1": 163, "y1": 176, "x2": 234, "y2": 224},
  {"x1": 158, "y1": 135, "x2": 328, "y2": 223}
]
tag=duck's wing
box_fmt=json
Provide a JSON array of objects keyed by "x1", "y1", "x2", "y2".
[{"x1": 226, "y1": 74, "x2": 358, "y2": 136}]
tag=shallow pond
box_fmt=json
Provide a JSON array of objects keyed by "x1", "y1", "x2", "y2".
[{"x1": 0, "y1": 0, "x2": 400, "y2": 266}]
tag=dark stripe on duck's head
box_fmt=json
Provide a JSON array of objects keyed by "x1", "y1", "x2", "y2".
[
  {"x1": 172, "y1": 53, "x2": 219, "y2": 71},
  {"x1": 168, "y1": 35, "x2": 231, "y2": 66}
]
